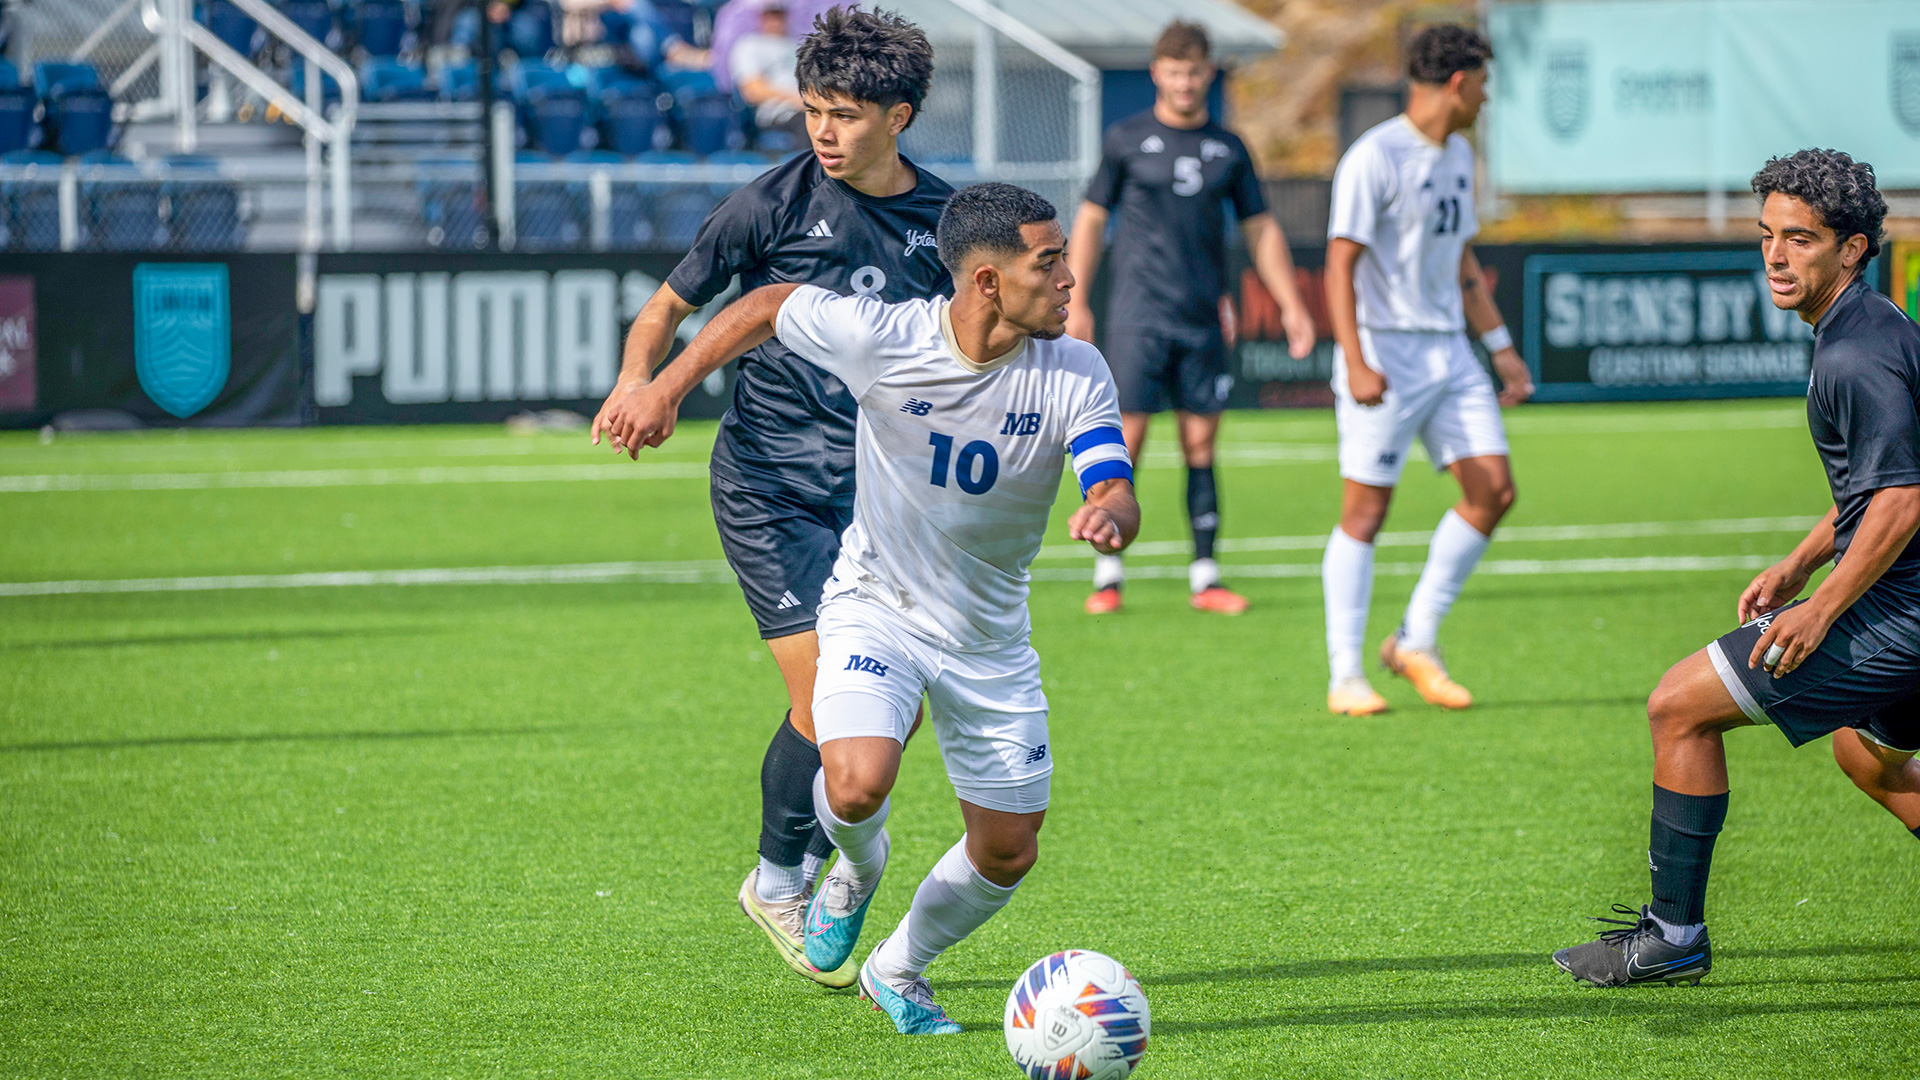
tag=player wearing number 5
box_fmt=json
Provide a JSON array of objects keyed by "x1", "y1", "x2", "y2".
[
  {"x1": 626, "y1": 184, "x2": 1139, "y2": 1034},
  {"x1": 1320, "y1": 25, "x2": 1533, "y2": 718}
]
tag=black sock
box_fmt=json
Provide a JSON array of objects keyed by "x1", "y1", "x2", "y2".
[
  {"x1": 1911, "y1": 824, "x2": 1920, "y2": 842},
  {"x1": 1186, "y1": 465, "x2": 1219, "y2": 562},
  {"x1": 758, "y1": 713, "x2": 823, "y2": 867},
  {"x1": 1648, "y1": 784, "x2": 1729, "y2": 926}
]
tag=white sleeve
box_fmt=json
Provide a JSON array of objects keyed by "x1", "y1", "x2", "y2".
[
  {"x1": 1064, "y1": 352, "x2": 1130, "y2": 496},
  {"x1": 1328, "y1": 139, "x2": 1390, "y2": 247},
  {"x1": 773, "y1": 285, "x2": 891, "y2": 399}
]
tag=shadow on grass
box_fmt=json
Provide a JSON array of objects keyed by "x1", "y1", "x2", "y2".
[
  {"x1": 1470, "y1": 695, "x2": 1647, "y2": 711},
  {"x1": 1152, "y1": 995, "x2": 1912, "y2": 1036},
  {"x1": 0, "y1": 725, "x2": 575, "y2": 754},
  {"x1": 0, "y1": 625, "x2": 431, "y2": 652}
]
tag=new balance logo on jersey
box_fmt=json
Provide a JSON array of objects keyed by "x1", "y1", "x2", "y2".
[
  {"x1": 775, "y1": 590, "x2": 801, "y2": 610},
  {"x1": 1023, "y1": 744, "x2": 1048, "y2": 764},
  {"x1": 843, "y1": 655, "x2": 889, "y2": 677},
  {"x1": 998, "y1": 411, "x2": 1042, "y2": 436},
  {"x1": 900, "y1": 398, "x2": 933, "y2": 416},
  {"x1": 903, "y1": 229, "x2": 937, "y2": 259},
  {"x1": 807, "y1": 219, "x2": 834, "y2": 239},
  {"x1": 1201, "y1": 139, "x2": 1230, "y2": 161},
  {"x1": 1377, "y1": 451, "x2": 1400, "y2": 466},
  {"x1": 1140, "y1": 135, "x2": 1164, "y2": 154}
]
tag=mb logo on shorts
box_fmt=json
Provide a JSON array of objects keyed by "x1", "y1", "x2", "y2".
[{"x1": 844, "y1": 655, "x2": 890, "y2": 677}]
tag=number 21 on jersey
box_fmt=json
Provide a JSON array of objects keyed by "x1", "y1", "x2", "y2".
[{"x1": 928, "y1": 432, "x2": 998, "y2": 495}]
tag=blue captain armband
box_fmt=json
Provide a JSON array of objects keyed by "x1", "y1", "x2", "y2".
[{"x1": 1069, "y1": 426, "x2": 1132, "y2": 496}]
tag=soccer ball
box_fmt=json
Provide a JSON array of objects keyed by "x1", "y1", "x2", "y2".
[{"x1": 1003, "y1": 950, "x2": 1150, "y2": 1080}]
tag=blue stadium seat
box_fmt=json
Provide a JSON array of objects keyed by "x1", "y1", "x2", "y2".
[
  {"x1": 84, "y1": 161, "x2": 167, "y2": 251},
  {"x1": 48, "y1": 86, "x2": 113, "y2": 157},
  {"x1": 511, "y1": 63, "x2": 573, "y2": 100},
  {"x1": 0, "y1": 150, "x2": 62, "y2": 251},
  {"x1": 34, "y1": 62, "x2": 99, "y2": 101},
  {"x1": 0, "y1": 60, "x2": 17, "y2": 87},
  {"x1": 201, "y1": 1, "x2": 259, "y2": 57},
  {"x1": 0, "y1": 87, "x2": 35, "y2": 155},
  {"x1": 356, "y1": 1, "x2": 408, "y2": 58},
  {"x1": 361, "y1": 59, "x2": 435, "y2": 102},
  {"x1": 678, "y1": 91, "x2": 737, "y2": 156},
  {"x1": 507, "y1": 0, "x2": 556, "y2": 59},
  {"x1": 162, "y1": 156, "x2": 243, "y2": 249},
  {"x1": 651, "y1": 0, "x2": 697, "y2": 46},
  {"x1": 599, "y1": 83, "x2": 664, "y2": 155},
  {"x1": 657, "y1": 67, "x2": 715, "y2": 98},
  {"x1": 438, "y1": 62, "x2": 477, "y2": 101},
  {"x1": 275, "y1": 0, "x2": 336, "y2": 46},
  {"x1": 524, "y1": 83, "x2": 587, "y2": 155}
]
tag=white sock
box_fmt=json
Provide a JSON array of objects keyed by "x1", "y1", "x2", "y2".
[
  {"x1": 754, "y1": 858, "x2": 804, "y2": 902},
  {"x1": 1189, "y1": 557, "x2": 1220, "y2": 594},
  {"x1": 1322, "y1": 526, "x2": 1375, "y2": 686},
  {"x1": 812, "y1": 768, "x2": 889, "y2": 884},
  {"x1": 801, "y1": 850, "x2": 828, "y2": 890},
  {"x1": 867, "y1": 836, "x2": 1018, "y2": 980},
  {"x1": 1649, "y1": 911, "x2": 1704, "y2": 947},
  {"x1": 1399, "y1": 509, "x2": 1492, "y2": 651},
  {"x1": 1093, "y1": 553, "x2": 1125, "y2": 590}
]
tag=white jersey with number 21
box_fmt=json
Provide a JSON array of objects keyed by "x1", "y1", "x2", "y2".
[
  {"x1": 1328, "y1": 115, "x2": 1478, "y2": 333},
  {"x1": 774, "y1": 285, "x2": 1129, "y2": 651}
]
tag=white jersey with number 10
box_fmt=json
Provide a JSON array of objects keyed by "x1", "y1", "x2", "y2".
[{"x1": 773, "y1": 285, "x2": 1129, "y2": 651}]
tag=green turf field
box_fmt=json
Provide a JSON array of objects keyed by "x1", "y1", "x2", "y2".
[{"x1": 3, "y1": 399, "x2": 1915, "y2": 1079}]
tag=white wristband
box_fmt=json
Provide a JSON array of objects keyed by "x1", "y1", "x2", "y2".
[{"x1": 1480, "y1": 325, "x2": 1514, "y2": 354}]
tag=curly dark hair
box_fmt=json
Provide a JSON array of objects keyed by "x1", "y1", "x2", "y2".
[
  {"x1": 1407, "y1": 24, "x2": 1492, "y2": 85},
  {"x1": 1750, "y1": 149, "x2": 1887, "y2": 259},
  {"x1": 795, "y1": 7, "x2": 933, "y2": 130},
  {"x1": 936, "y1": 183, "x2": 1058, "y2": 275}
]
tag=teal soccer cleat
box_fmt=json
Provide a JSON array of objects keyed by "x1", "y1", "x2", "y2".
[
  {"x1": 859, "y1": 954, "x2": 962, "y2": 1035},
  {"x1": 803, "y1": 833, "x2": 887, "y2": 972}
]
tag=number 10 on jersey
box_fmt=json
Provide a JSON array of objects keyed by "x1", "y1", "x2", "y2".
[{"x1": 928, "y1": 432, "x2": 999, "y2": 494}]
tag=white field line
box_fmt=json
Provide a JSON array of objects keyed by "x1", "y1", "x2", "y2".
[
  {"x1": 0, "y1": 462, "x2": 710, "y2": 492},
  {"x1": 1036, "y1": 515, "x2": 1820, "y2": 560},
  {"x1": 2, "y1": 551, "x2": 1786, "y2": 599}
]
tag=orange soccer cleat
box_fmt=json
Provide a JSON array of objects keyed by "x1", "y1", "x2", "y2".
[
  {"x1": 1380, "y1": 632, "x2": 1474, "y2": 709},
  {"x1": 1327, "y1": 676, "x2": 1389, "y2": 716},
  {"x1": 1085, "y1": 586, "x2": 1123, "y2": 614},
  {"x1": 1189, "y1": 586, "x2": 1249, "y2": 614}
]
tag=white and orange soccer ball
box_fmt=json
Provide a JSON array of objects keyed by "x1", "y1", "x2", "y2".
[{"x1": 1003, "y1": 950, "x2": 1151, "y2": 1080}]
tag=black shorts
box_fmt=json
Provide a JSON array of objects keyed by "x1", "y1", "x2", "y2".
[
  {"x1": 1707, "y1": 590, "x2": 1920, "y2": 753},
  {"x1": 710, "y1": 473, "x2": 853, "y2": 640},
  {"x1": 1105, "y1": 323, "x2": 1231, "y2": 415}
]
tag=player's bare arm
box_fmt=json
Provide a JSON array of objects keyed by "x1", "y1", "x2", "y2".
[
  {"x1": 589, "y1": 282, "x2": 700, "y2": 457},
  {"x1": 1069, "y1": 477, "x2": 1140, "y2": 555},
  {"x1": 605, "y1": 283, "x2": 803, "y2": 453},
  {"x1": 1751, "y1": 486, "x2": 1920, "y2": 676},
  {"x1": 1737, "y1": 506, "x2": 1837, "y2": 622},
  {"x1": 1063, "y1": 201, "x2": 1108, "y2": 344},
  {"x1": 1459, "y1": 246, "x2": 1532, "y2": 405},
  {"x1": 1240, "y1": 213, "x2": 1316, "y2": 360},
  {"x1": 1325, "y1": 236, "x2": 1384, "y2": 406}
]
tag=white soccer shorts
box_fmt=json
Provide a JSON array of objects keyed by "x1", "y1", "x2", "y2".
[
  {"x1": 1332, "y1": 327, "x2": 1510, "y2": 487},
  {"x1": 811, "y1": 593, "x2": 1052, "y2": 814}
]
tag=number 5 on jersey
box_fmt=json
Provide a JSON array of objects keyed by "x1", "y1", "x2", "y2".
[{"x1": 928, "y1": 432, "x2": 998, "y2": 494}]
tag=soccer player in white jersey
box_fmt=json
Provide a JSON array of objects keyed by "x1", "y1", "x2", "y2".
[
  {"x1": 618, "y1": 183, "x2": 1139, "y2": 1034},
  {"x1": 1321, "y1": 24, "x2": 1534, "y2": 717}
]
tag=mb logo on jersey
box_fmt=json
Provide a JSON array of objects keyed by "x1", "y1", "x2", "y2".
[
  {"x1": 1894, "y1": 35, "x2": 1920, "y2": 135},
  {"x1": 133, "y1": 263, "x2": 231, "y2": 419},
  {"x1": 1542, "y1": 44, "x2": 1590, "y2": 141},
  {"x1": 843, "y1": 655, "x2": 889, "y2": 677},
  {"x1": 998, "y1": 411, "x2": 1042, "y2": 436},
  {"x1": 903, "y1": 229, "x2": 938, "y2": 259}
]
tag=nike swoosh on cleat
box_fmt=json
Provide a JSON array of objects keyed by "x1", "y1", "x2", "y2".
[{"x1": 1626, "y1": 952, "x2": 1705, "y2": 979}]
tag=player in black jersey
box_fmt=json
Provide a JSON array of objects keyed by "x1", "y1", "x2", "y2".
[
  {"x1": 1556, "y1": 150, "x2": 1920, "y2": 988},
  {"x1": 1065, "y1": 21, "x2": 1316, "y2": 616},
  {"x1": 590, "y1": 8, "x2": 952, "y2": 989}
]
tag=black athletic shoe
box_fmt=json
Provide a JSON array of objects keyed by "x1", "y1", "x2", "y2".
[{"x1": 1552, "y1": 904, "x2": 1712, "y2": 987}]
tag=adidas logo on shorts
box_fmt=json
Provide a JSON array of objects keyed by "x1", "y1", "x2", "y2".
[{"x1": 775, "y1": 590, "x2": 801, "y2": 610}]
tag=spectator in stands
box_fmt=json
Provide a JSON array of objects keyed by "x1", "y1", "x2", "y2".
[
  {"x1": 709, "y1": 0, "x2": 838, "y2": 94},
  {"x1": 618, "y1": 0, "x2": 711, "y2": 73},
  {"x1": 729, "y1": 1, "x2": 803, "y2": 140}
]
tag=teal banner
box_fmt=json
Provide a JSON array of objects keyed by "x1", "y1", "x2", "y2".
[{"x1": 1488, "y1": 0, "x2": 1920, "y2": 192}]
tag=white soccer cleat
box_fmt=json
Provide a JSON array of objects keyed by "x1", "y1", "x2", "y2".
[{"x1": 738, "y1": 867, "x2": 856, "y2": 988}]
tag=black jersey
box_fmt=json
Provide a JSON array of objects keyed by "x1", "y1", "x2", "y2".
[
  {"x1": 1085, "y1": 111, "x2": 1267, "y2": 330},
  {"x1": 667, "y1": 153, "x2": 954, "y2": 503},
  {"x1": 1807, "y1": 276, "x2": 1920, "y2": 593}
]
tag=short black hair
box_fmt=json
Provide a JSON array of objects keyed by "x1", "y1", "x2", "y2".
[
  {"x1": 1751, "y1": 149, "x2": 1887, "y2": 260},
  {"x1": 795, "y1": 7, "x2": 933, "y2": 130},
  {"x1": 1407, "y1": 24, "x2": 1492, "y2": 85},
  {"x1": 936, "y1": 183, "x2": 1058, "y2": 275}
]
